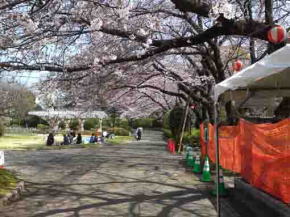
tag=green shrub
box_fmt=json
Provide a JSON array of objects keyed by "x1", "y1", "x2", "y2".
[
  {"x1": 107, "y1": 127, "x2": 129, "y2": 136},
  {"x1": 37, "y1": 124, "x2": 49, "y2": 133},
  {"x1": 119, "y1": 119, "x2": 131, "y2": 130},
  {"x1": 69, "y1": 119, "x2": 79, "y2": 130},
  {"x1": 162, "y1": 111, "x2": 170, "y2": 129},
  {"x1": 163, "y1": 128, "x2": 173, "y2": 138},
  {"x1": 132, "y1": 118, "x2": 153, "y2": 128},
  {"x1": 0, "y1": 122, "x2": 4, "y2": 137},
  {"x1": 84, "y1": 118, "x2": 99, "y2": 130},
  {"x1": 58, "y1": 121, "x2": 65, "y2": 130},
  {"x1": 182, "y1": 129, "x2": 200, "y2": 145},
  {"x1": 152, "y1": 119, "x2": 163, "y2": 128},
  {"x1": 169, "y1": 106, "x2": 191, "y2": 140}
]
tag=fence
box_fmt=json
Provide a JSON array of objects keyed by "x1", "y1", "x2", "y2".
[{"x1": 200, "y1": 119, "x2": 290, "y2": 203}]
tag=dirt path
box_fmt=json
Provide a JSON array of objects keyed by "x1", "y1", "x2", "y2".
[{"x1": 0, "y1": 130, "x2": 217, "y2": 217}]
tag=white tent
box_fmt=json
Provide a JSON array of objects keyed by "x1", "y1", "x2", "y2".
[
  {"x1": 215, "y1": 44, "x2": 290, "y2": 103},
  {"x1": 213, "y1": 44, "x2": 290, "y2": 216}
]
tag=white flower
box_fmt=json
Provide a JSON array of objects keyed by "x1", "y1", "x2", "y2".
[
  {"x1": 146, "y1": 39, "x2": 152, "y2": 45},
  {"x1": 118, "y1": 8, "x2": 130, "y2": 20},
  {"x1": 93, "y1": 57, "x2": 100, "y2": 65},
  {"x1": 109, "y1": 55, "x2": 117, "y2": 60},
  {"x1": 129, "y1": 34, "x2": 136, "y2": 40},
  {"x1": 209, "y1": 0, "x2": 235, "y2": 20},
  {"x1": 138, "y1": 28, "x2": 147, "y2": 36},
  {"x1": 91, "y1": 18, "x2": 103, "y2": 30},
  {"x1": 136, "y1": 49, "x2": 146, "y2": 58},
  {"x1": 114, "y1": 70, "x2": 123, "y2": 77}
]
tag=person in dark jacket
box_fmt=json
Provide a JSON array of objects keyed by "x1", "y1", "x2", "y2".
[
  {"x1": 46, "y1": 133, "x2": 54, "y2": 146},
  {"x1": 136, "y1": 127, "x2": 142, "y2": 141},
  {"x1": 61, "y1": 134, "x2": 70, "y2": 145},
  {"x1": 89, "y1": 133, "x2": 96, "y2": 143},
  {"x1": 76, "y1": 133, "x2": 82, "y2": 144}
]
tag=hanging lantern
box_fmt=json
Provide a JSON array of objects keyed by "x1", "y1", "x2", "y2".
[
  {"x1": 233, "y1": 60, "x2": 243, "y2": 72},
  {"x1": 267, "y1": 25, "x2": 287, "y2": 44}
]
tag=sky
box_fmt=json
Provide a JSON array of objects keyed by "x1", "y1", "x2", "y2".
[{"x1": 0, "y1": 71, "x2": 47, "y2": 88}]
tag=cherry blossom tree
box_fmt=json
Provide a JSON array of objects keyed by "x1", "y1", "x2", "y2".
[{"x1": 0, "y1": 0, "x2": 288, "y2": 120}]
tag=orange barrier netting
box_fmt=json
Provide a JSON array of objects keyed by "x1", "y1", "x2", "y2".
[{"x1": 200, "y1": 119, "x2": 290, "y2": 203}]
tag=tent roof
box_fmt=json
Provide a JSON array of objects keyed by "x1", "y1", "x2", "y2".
[
  {"x1": 215, "y1": 44, "x2": 290, "y2": 102},
  {"x1": 28, "y1": 110, "x2": 108, "y2": 119}
]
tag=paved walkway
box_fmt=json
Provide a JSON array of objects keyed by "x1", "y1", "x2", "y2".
[{"x1": 0, "y1": 130, "x2": 217, "y2": 217}]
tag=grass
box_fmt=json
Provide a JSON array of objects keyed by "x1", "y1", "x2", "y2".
[
  {"x1": 0, "y1": 134, "x2": 100, "y2": 150},
  {"x1": 106, "y1": 136, "x2": 133, "y2": 145},
  {"x1": 0, "y1": 169, "x2": 18, "y2": 197},
  {"x1": 0, "y1": 134, "x2": 133, "y2": 150}
]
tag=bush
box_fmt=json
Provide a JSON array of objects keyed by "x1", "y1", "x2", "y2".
[
  {"x1": 163, "y1": 128, "x2": 173, "y2": 138},
  {"x1": 132, "y1": 118, "x2": 153, "y2": 128},
  {"x1": 37, "y1": 124, "x2": 49, "y2": 133},
  {"x1": 0, "y1": 122, "x2": 4, "y2": 137},
  {"x1": 22, "y1": 115, "x2": 48, "y2": 128},
  {"x1": 119, "y1": 119, "x2": 131, "y2": 130},
  {"x1": 84, "y1": 118, "x2": 99, "y2": 130},
  {"x1": 107, "y1": 127, "x2": 129, "y2": 136},
  {"x1": 182, "y1": 129, "x2": 200, "y2": 145},
  {"x1": 69, "y1": 119, "x2": 79, "y2": 130},
  {"x1": 169, "y1": 106, "x2": 191, "y2": 140},
  {"x1": 58, "y1": 121, "x2": 65, "y2": 130},
  {"x1": 152, "y1": 119, "x2": 163, "y2": 128},
  {"x1": 162, "y1": 111, "x2": 170, "y2": 129}
]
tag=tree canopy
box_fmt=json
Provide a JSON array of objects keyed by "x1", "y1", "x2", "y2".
[{"x1": 0, "y1": 0, "x2": 288, "y2": 120}]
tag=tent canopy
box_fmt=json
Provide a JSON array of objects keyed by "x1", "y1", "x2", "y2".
[{"x1": 215, "y1": 44, "x2": 290, "y2": 105}]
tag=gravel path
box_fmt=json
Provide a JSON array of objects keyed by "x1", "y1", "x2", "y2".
[{"x1": 0, "y1": 130, "x2": 217, "y2": 217}]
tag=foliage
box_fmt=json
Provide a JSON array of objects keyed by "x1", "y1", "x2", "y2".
[
  {"x1": 84, "y1": 118, "x2": 99, "y2": 130},
  {"x1": 0, "y1": 83, "x2": 35, "y2": 119},
  {"x1": 58, "y1": 121, "x2": 65, "y2": 130},
  {"x1": 0, "y1": 169, "x2": 18, "y2": 196},
  {"x1": 0, "y1": 0, "x2": 287, "y2": 121},
  {"x1": 169, "y1": 106, "x2": 190, "y2": 140},
  {"x1": 106, "y1": 127, "x2": 130, "y2": 136},
  {"x1": 152, "y1": 118, "x2": 163, "y2": 128},
  {"x1": 119, "y1": 119, "x2": 131, "y2": 130},
  {"x1": 17, "y1": 115, "x2": 47, "y2": 128},
  {"x1": 162, "y1": 111, "x2": 170, "y2": 129},
  {"x1": 0, "y1": 122, "x2": 4, "y2": 137},
  {"x1": 163, "y1": 128, "x2": 173, "y2": 139},
  {"x1": 132, "y1": 118, "x2": 153, "y2": 128},
  {"x1": 69, "y1": 119, "x2": 79, "y2": 131},
  {"x1": 182, "y1": 129, "x2": 200, "y2": 145},
  {"x1": 37, "y1": 124, "x2": 49, "y2": 133}
]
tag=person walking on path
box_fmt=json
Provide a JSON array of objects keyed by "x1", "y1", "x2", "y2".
[{"x1": 136, "y1": 127, "x2": 142, "y2": 141}]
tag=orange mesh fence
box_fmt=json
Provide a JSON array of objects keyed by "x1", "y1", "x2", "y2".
[
  {"x1": 219, "y1": 125, "x2": 241, "y2": 173},
  {"x1": 208, "y1": 124, "x2": 216, "y2": 162},
  {"x1": 240, "y1": 119, "x2": 290, "y2": 203},
  {"x1": 202, "y1": 119, "x2": 290, "y2": 203}
]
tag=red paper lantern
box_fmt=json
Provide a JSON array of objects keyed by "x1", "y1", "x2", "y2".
[
  {"x1": 233, "y1": 60, "x2": 243, "y2": 72},
  {"x1": 190, "y1": 104, "x2": 196, "y2": 109},
  {"x1": 267, "y1": 25, "x2": 287, "y2": 44}
]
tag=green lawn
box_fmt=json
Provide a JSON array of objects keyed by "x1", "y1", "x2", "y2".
[
  {"x1": 0, "y1": 134, "x2": 133, "y2": 150},
  {"x1": 106, "y1": 136, "x2": 133, "y2": 145},
  {"x1": 0, "y1": 134, "x2": 100, "y2": 150}
]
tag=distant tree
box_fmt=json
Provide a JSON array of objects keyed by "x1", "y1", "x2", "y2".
[{"x1": 0, "y1": 82, "x2": 35, "y2": 120}]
